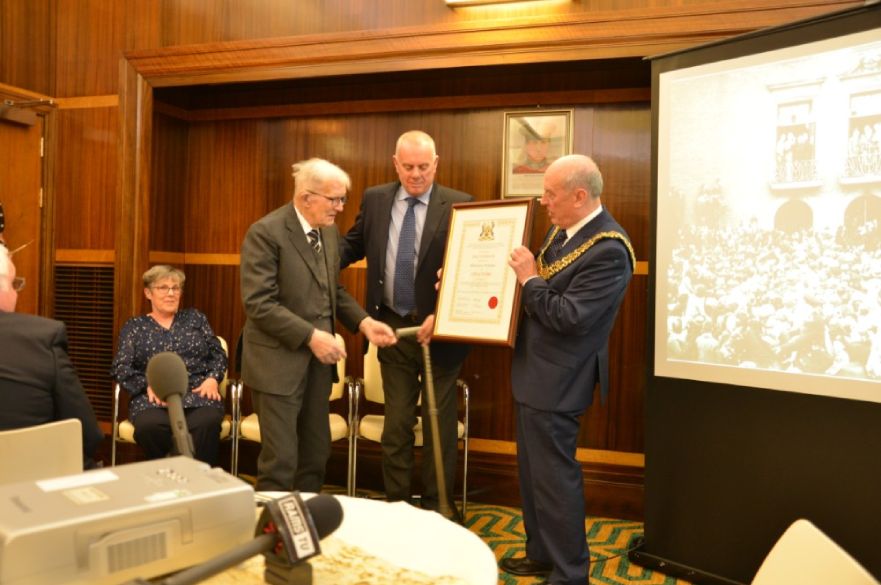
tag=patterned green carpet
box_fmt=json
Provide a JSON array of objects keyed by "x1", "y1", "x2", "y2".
[{"x1": 464, "y1": 503, "x2": 693, "y2": 585}]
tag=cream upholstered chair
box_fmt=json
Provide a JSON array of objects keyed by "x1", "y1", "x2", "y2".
[
  {"x1": 230, "y1": 333, "x2": 355, "y2": 495},
  {"x1": 351, "y1": 341, "x2": 470, "y2": 514},
  {"x1": 751, "y1": 519, "x2": 879, "y2": 585},
  {"x1": 110, "y1": 336, "x2": 234, "y2": 466},
  {"x1": 0, "y1": 419, "x2": 83, "y2": 483}
]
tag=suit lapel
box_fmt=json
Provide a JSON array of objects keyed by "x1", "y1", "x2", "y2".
[
  {"x1": 418, "y1": 185, "x2": 447, "y2": 272},
  {"x1": 375, "y1": 185, "x2": 397, "y2": 275},
  {"x1": 284, "y1": 205, "x2": 322, "y2": 282},
  {"x1": 565, "y1": 209, "x2": 610, "y2": 253},
  {"x1": 320, "y1": 225, "x2": 338, "y2": 307}
]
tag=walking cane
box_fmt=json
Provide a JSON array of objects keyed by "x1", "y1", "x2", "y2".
[{"x1": 394, "y1": 326, "x2": 452, "y2": 519}]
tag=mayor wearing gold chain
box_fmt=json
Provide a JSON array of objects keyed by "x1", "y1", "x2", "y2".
[{"x1": 504, "y1": 154, "x2": 636, "y2": 585}]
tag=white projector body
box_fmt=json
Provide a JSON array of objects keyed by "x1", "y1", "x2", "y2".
[{"x1": 0, "y1": 456, "x2": 254, "y2": 585}]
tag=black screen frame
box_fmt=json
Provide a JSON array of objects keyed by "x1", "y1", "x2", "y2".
[{"x1": 636, "y1": 4, "x2": 881, "y2": 584}]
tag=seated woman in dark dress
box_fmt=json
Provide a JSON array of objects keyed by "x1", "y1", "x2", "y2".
[{"x1": 111, "y1": 265, "x2": 227, "y2": 465}]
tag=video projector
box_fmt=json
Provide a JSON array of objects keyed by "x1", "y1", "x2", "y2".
[{"x1": 0, "y1": 456, "x2": 255, "y2": 585}]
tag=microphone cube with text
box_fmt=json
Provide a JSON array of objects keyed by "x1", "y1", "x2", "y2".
[
  {"x1": 149, "y1": 492, "x2": 344, "y2": 585},
  {"x1": 259, "y1": 493, "x2": 344, "y2": 585}
]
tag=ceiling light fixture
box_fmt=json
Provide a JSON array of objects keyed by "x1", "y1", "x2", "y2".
[{"x1": 445, "y1": 0, "x2": 562, "y2": 7}]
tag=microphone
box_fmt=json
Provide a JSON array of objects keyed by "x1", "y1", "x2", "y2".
[
  {"x1": 155, "y1": 493, "x2": 344, "y2": 585},
  {"x1": 146, "y1": 351, "x2": 195, "y2": 459}
]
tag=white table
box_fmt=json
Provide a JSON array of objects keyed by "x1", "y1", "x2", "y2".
[{"x1": 202, "y1": 493, "x2": 497, "y2": 585}]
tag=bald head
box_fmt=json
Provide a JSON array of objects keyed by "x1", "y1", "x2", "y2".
[
  {"x1": 395, "y1": 131, "x2": 436, "y2": 158},
  {"x1": 541, "y1": 154, "x2": 603, "y2": 229},
  {"x1": 393, "y1": 130, "x2": 439, "y2": 196},
  {"x1": 548, "y1": 154, "x2": 603, "y2": 200}
]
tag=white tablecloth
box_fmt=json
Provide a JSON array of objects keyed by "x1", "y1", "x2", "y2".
[{"x1": 203, "y1": 493, "x2": 497, "y2": 585}]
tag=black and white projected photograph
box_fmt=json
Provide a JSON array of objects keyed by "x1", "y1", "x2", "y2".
[{"x1": 655, "y1": 29, "x2": 881, "y2": 403}]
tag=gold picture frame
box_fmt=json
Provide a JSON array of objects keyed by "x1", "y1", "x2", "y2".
[
  {"x1": 501, "y1": 109, "x2": 574, "y2": 198},
  {"x1": 433, "y1": 198, "x2": 535, "y2": 347}
]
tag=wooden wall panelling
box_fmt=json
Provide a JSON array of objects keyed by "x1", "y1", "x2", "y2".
[
  {"x1": 53, "y1": 107, "x2": 118, "y2": 251},
  {"x1": 116, "y1": 59, "x2": 153, "y2": 334},
  {"x1": 183, "y1": 119, "x2": 275, "y2": 253},
  {"x1": 179, "y1": 264, "x2": 245, "y2": 372},
  {"x1": 53, "y1": 0, "x2": 126, "y2": 97},
  {"x1": 607, "y1": 276, "x2": 649, "y2": 451},
  {"x1": 590, "y1": 105, "x2": 652, "y2": 256},
  {"x1": 458, "y1": 345, "x2": 516, "y2": 440},
  {"x1": 0, "y1": 0, "x2": 53, "y2": 95},
  {"x1": 151, "y1": 113, "x2": 188, "y2": 253}
]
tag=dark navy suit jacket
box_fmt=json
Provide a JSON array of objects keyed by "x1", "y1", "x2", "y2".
[
  {"x1": 340, "y1": 181, "x2": 472, "y2": 367},
  {"x1": 0, "y1": 311, "x2": 104, "y2": 467},
  {"x1": 512, "y1": 209, "x2": 633, "y2": 412}
]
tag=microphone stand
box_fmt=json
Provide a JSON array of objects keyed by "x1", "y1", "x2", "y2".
[{"x1": 395, "y1": 326, "x2": 451, "y2": 519}]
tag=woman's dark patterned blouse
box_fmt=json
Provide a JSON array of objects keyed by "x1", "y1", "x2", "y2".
[{"x1": 110, "y1": 308, "x2": 227, "y2": 420}]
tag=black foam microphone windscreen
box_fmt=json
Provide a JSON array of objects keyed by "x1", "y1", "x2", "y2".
[
  {"x1": 146, "y1": 352, "x2": 194, "y2": 458},
  {"x1": 302, "y1": 493, "x2": 344, "y2": 540},
  {"x1": 146, "y1": 352, "x2": 189, "y2": 400}
]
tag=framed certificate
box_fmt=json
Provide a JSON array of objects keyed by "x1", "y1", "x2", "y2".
[{"x1": 433, "y1": 198, "x2": 535, "y2": 346}]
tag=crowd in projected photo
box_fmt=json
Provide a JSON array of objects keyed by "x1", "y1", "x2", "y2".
[{"x1": 665, "y1": 213, "x2": 881, "y2": 381}]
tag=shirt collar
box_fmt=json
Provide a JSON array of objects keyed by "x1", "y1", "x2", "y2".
[
  {"x1": 293, "y1": 204, "x2": 317, "y2": 235},
  {"x1": 561, "y1": 204, "x2": 603, "y2": 241},
  {"x1": 396, "y1": 184, "x2": 433, "y2": 205}
]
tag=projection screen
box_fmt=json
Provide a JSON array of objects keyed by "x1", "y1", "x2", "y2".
[{"x1": 654, "y1": 23, "x2": 881, "y2": 403}]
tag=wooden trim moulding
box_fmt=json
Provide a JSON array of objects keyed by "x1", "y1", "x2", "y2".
[
  {"x1": 157, "y1": 88, "x2": 651, "y2": 122},
  {"x1": 55, "y1": 95, "x2": 119, "y2": 110},
  {"x1": 123, "y1": 0, "x2": 860, "y2": 87},
  {"x1": 470, "y1": 437, "x2": 645, "y2": 467},
  {"x1": 148, "y1": 251, "x2": 240, "y2": 266},
  {"x1": 55, "y1": 249, "x2": 115, "y2": 264}
]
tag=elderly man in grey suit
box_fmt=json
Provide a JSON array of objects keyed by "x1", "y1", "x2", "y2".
[{"x1": 240, "y1": 158, "x2": 397, "y2": 492}]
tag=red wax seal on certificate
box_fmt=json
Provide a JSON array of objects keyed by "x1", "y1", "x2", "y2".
[{"x1": 488, "y1": 296, "x2": 499, "y2": 309}]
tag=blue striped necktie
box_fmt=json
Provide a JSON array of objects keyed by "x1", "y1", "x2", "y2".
[{"x1": 393, "y1": 198, "x2": 420, "y2": 315}]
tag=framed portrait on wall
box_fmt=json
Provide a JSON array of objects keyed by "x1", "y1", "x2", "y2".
[{"x1": 501, "y1": 109, "x2": 573, "y2": 198}]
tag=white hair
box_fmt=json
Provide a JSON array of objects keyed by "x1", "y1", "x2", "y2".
[{"x1": 292, "y1": 158, "x2": 351, "y2": 196}]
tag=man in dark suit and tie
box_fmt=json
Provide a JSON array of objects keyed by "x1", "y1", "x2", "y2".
[
  {"x1": 0, "y1": 243, "x2": 104, "y2": 469},
  {"x1": 240, "y1": 158, "x2": 396, "y2": 492},
  {"x1": 340, "y1": 130, "x2": 472, "y2": 520},
  {"x1": 502, "y1": 154, "x2": 635, "y2": 585}
]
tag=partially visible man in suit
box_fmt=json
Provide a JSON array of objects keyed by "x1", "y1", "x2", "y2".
[
  {"x1": 502, "y1": 154, "x2": 635, "y2": 585},
  {"x1": 0, "y1": 243, "x2": 104, "y2": 469},
  {"x1": 340, "y1": 130, "x2": 472, "y2": 520},
  {"x1": 240, "y1": 158, "x2": 397, "y2": 492}
]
